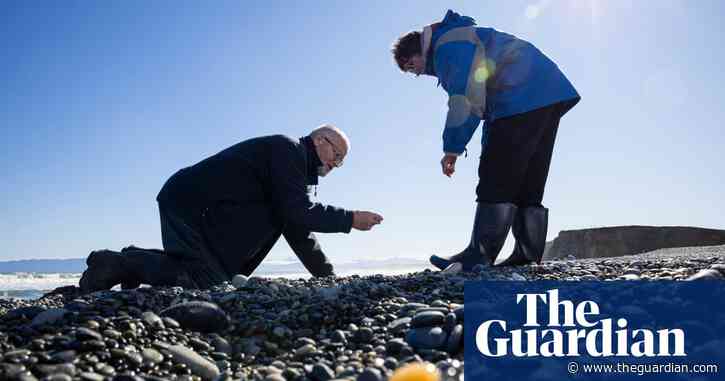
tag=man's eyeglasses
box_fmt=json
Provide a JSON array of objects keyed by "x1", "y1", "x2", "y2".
[{"x1": 323, "y1": 136, "x2": 344, "y2": 167}]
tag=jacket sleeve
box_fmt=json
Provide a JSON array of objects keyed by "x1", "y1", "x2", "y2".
[
  {"x1": 283, "y1": 224, "x2": 334, "y2": 277},
  {"x1": 436, "y1": 42, "x2": 482, "y2": 155},
  {"x1": 268, "y1": 142, "x2": 354, "y2": 233}
]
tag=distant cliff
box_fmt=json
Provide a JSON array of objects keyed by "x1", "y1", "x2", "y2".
[{"x1": 543, "y1": 226, "x2": 725, "y2": 260}]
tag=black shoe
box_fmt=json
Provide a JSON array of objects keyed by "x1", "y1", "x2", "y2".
[
  {"x1": 79, "y1": 250, "x2": 125, "y2": 293},
  {"x1": 498, "y1": 206, "x2": 548, "y2": 266},
  {"x1": 430, "y1": 203, "x2": 517, "y2": 271}
]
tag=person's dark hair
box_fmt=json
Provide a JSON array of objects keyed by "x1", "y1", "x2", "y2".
[{"x1": 391, "y1": 31, "x2": 422, "y2": 71}]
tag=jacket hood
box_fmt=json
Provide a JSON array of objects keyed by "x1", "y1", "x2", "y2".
[
  {"x1": 440, "y1": 9, "x2": 476, "y2": 29},
  {"x1": 424, "y1": 10, "x2": 477, "y2": 76}
]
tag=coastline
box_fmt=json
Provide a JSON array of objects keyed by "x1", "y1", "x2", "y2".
[{"x1": 1, "y1": 246, "x2": 724, "y2": 380}]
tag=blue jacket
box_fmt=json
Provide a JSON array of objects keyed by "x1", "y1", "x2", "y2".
[{"x1": 426, "y1": 10, "x2": 580, "y2": 154}]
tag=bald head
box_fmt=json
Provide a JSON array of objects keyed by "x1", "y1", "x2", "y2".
[
  {"x1": 310, "y1": 124, "x2": 350, "y2": 155},
  {"x1": 309, "y1": 124, "x2": 350, "y2": 177}
]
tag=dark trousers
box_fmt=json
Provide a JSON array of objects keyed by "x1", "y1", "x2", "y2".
[
  {"x1": 159, "y1": 205, "x2": 231, "y2": 288},
  {"x1": 476, "y1": 100, "x2": 575, "y2": 206}
]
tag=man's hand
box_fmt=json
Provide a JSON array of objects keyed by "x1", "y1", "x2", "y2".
[
  {"x1": 352, "y1": 211, "x2": 384, "y2": 231},
  {"x1": 440, "y1": 154, "x2": 458, "y2": 177}
]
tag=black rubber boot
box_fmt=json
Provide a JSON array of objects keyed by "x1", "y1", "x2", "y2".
[
  {"x1": 430, "y1": 203, "x2": 517, "y2": 271},
  {"x1": 497, "y1": 206, "x2": 548, "y2": 266},
  {"x1": 79, "y1": 247, "x2": 198, "y2": 293},
  {"x1": 78, "y1": 250, "x2": 126, "y2": 293}
]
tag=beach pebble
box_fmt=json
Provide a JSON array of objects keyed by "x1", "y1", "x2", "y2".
[
  {"x1": 411, "y1": 311, "x2": 445, "y2": 328},
  {"x1": 160, "y1": 301, "x2": 229, "y2": 333},
  {"x1": 166, "y1": 344, "x2": 220, "y2": 380},
  {"x1": 231, "y1": 275, "x2": 248, "y2": 288},
  {"x1": 406, "y1": 327, "x2": 447, "y2": 350}
]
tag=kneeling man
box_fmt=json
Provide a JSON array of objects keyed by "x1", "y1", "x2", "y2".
[{"x1": 80, "y1": 125, "x2": 383, "y2": 292}]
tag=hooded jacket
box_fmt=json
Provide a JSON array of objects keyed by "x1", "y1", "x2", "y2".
[{"x1": 424, "y1": 10, "x2": 581, "y2": 154}]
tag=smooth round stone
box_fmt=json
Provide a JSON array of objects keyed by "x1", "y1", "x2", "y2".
[
  {"x1": 354, "y1": 327, "x2": 374, "y2": 343},
  {"x1": 406, "y1": 327, "x2": 447, "y2": 350},
  {"x1": 162, "y1": 317, "x2": 181, "y2": 329},
  {"x1": 141, "y1": 311, "x2": 165, "y2": 330},
  {"x1": 294, "y1": 344, "x2": 316, "y2": 358},
  {"x1": 331, "y1": 330, "x2": 348, "y2": 344},
  {"x1": 385, "y1": 338, "x2": 407, "y2": 355},
  {"x1": 309, "y1": 363, "x2": 335, "y2": 381},
  {"x1": 358, "y1": 367, "x2": 383, "y2": 381},
  {"x1": 189, "y1": 337, "x2": 212, "y2": 352},
  {"x1": 165, "y1": 344, "x2": 220, "y2": 380},
  {"x1": 387, "y1": 317, "x2": 411, "y2": 334},
  {"x1": 141, "y1": 348, "x2": 164, "y2": 364},
  {"x1": 209, "y1": 335, "x2": 232, "y2": 355},
  {"x1": 446, "y1": 325, "x2": 463, "y2": 354},
  {"x1": 103, "y1": 329, "x2": 122, "y2": 339},
  {"x1": 399, "y1": 303, "x2": 428, "y2": 316},
  {"x1": 4, "y1": 349, "x2": 32, "y2": 358},
  {"x1": 384, "y1": 357, "x2": 399, "y2": 370},
  {"x1": 50, "y1": 350, "x2": 77, "y2": 363},
  {"x1": 411, "y1": 311, "x2": 445, "y2": 328},
  {"x1": 160, "y1": 301, "x2": 229, "y2": 333},
  {"x1": 231, "y1": 274, "x2": 248, "y2": 288},
  {"x1": 76, "y1": 327, "x2": 103, "y2": 341},
  {"x1": 79, "y1": 372, "x2": 105, "y2": 381}
]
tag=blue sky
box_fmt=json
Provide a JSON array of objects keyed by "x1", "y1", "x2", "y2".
[{"x1": 2, "y1": 0, "x2": 724, "y2": 264}]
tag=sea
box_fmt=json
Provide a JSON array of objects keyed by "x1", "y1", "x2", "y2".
[{"x1": 0, "y1": 259, "x2": 432, "y2": 300}]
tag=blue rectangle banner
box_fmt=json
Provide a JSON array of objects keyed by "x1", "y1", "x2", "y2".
[{"x1": 464, "y1": 281, "x2": 724, "y2": 380}]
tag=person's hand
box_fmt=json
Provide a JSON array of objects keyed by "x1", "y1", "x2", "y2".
[
  {"x1": 352, "y1": 211, "x2": 384, "y2": 231},
  {"x1": 440, "y1": 154, "x2": 458, "y2": 177}
]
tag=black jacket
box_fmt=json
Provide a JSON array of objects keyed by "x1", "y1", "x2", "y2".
[{"x1": 156, "y1": 135, "x2": 353, "y2": 276}]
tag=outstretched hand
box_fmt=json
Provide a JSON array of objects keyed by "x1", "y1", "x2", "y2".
[
  {"x1": 440, "y1": 154, "x2": 458, "y2": 177},
  {"x1": 352, "y1": 211, "x2": 384, "y2": 231}
]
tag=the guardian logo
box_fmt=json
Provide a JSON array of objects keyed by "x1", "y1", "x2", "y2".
[{"x1": 476, "y1": 289, "x2": 686, "y2": 358}]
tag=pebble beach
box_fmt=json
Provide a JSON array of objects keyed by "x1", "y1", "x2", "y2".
[{"x1": 1, "y1": 245, "x2": 725, "y2": 381}]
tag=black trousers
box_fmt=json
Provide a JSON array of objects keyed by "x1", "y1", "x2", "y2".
[
  {"x1": 159, "y1": 205, "x2": 230, "y2": 288},
  {"x1": 476, "y1": 100, "x2": 576, "y2": 206}
]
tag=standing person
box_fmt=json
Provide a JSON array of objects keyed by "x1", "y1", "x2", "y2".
[
  {"x1": 392, "y1": 10, "x2": 580, "y2": 270},
  {"x1": 80, "y1": 124, "x2": 383, "y2": 293}
]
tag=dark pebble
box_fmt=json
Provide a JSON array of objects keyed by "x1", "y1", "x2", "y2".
[
  {"x1": 446, "y1": 324, "x2": 463, "y2": 354},
  {"x1": 411, "y1": 311, "x2": 445, "y2": 328},
  {"x1": 357, "y1": 367, "x2": 383, "y2": 381},
  {"x1": 406, "y1": 327, "x2": 447, "y2": 350},
  {"x1": 309, "y1": 363, "x2": 335, "y2": 381},
  {"x1": 160, "y1": 301, "x2": 230, "y2": 333}
]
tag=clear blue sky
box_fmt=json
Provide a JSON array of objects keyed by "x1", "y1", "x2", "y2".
[{"x1": 2, "y1": 1, "x2": 724, "y2": 263}]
